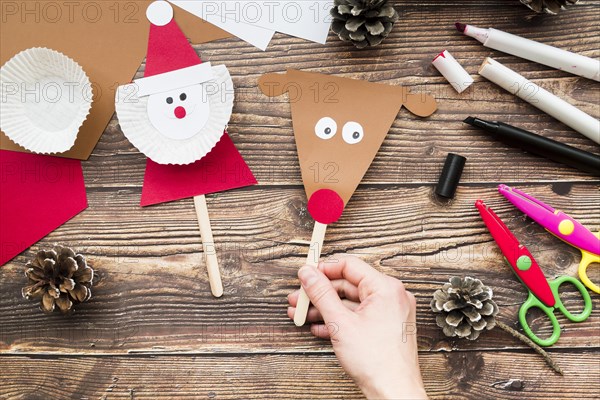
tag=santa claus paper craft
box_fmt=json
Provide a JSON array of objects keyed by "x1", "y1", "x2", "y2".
[
  {"x1": 116, "y1": 0, "x2": 234, "y2": 166},
  {"x1": 115, "y1": 1, "x2": 256, "y2": 297},
  {"x1": 1, "y1": 0, "x2": 231, "y2": 160},
  {"x1": 259, "y1": 69, "x2": 437, "y2": 325}
]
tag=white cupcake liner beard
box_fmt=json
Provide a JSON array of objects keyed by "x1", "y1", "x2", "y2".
[{"x1": 115, "y1": 64, "x2": 234, "y2": 165}]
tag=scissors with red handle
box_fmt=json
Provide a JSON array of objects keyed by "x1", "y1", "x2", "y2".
[
  {"x1": 475, "y1": 200, "x2": 592, "y2": 346},
  {"x1": 499, "y1": 184, "x2": 600, "y2": 294}
]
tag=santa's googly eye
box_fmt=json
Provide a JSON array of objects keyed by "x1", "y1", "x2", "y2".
[
  {"x1": 342, "y1": 121, "x2": 364, "y2": 144},
  {"x1": 315, "y1": 117, "x2": 337, "y2": 140},
  {"x1": 180, "y1": 93, "x2": 187, "y2": 101},
  {"x1": 166, "y1": 97, "x2": 173, "y2": 104}
]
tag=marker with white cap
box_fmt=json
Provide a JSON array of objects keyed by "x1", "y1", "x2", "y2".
[
  {"x1": 456, "y1": 23, "x2": 600, "y2": 82},
  {"x1": 479, "y1": 57, "x2": 600, "y2": 144}
]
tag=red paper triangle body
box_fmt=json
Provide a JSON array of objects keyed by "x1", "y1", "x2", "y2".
[
  {"x1": 141, "y1": 133, "x2": 257, "y2": 207},
  {"x1": 0, "y1": 151, "x2": 88, "y2": 266}
]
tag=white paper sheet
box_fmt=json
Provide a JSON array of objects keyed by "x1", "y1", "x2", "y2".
[
  {"x1": 217, "y1": 1, "x2": 333, "y2": 44},
  {"x1": 169, "y1": 0, "x2": 275, "y2": 50},
  {"x1": 169, "y1": 1, "x2": 333, "y2": 49}
]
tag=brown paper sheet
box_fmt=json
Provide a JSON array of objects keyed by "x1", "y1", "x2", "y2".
[
  {"x1": 259, "y1": 69, "x2": 437, "y2": 204},
  {"x1": 0, "y1": 0, "x2": 231, "y2": 160}
]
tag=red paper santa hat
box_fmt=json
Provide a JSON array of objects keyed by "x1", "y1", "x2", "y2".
[{"x1": 144, "y1": 1, "x2": 202, "y2": 78}]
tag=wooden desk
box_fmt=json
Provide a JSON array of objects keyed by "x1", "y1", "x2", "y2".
[{"x1": 1, "y1": 1, "x2": 598, "y2": 398}]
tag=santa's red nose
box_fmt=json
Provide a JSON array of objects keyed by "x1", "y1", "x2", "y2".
[
  {"x1": 307, "y1": 189, "x2": 345, "y2": 224},
  {"x1": 174, "y1": 106, "x2": 186, "y2": 119}
]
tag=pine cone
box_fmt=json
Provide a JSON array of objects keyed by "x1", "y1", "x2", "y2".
[
  {"x1": 520, "y1": 0, "x2": 578, "y2": 14},
  {"x1": 22, "y1": 245, "x2": 94, "y2": 313},
  {"x1": 331, "y1": 0, "x2": 399, "y2": 48},
  {"x1": 431, "y1": 276, "x2": 499, "y2": 340}
]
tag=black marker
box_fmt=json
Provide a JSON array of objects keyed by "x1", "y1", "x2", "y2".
[{"x1": 464, "y1": 117, "x2": 600, "y2": 176}]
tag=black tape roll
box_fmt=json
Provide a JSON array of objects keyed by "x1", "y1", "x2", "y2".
[{"x1": 435, "y1": 153, "x2": 466, "y2": 199}]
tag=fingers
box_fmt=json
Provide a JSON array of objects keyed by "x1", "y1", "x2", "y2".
[
  {"x1": 318, "y1": 255, "x2": 384, "y2": 288},
  {"x1": 310, "y1": 323, "x2": 342, "y2": 340},
  {"x1": 333, "y1": 279, "x2": 360, "y2": 302},
  {"x1": 406, "y1": 290, "x2": 417, "y2": 324},
  {"x1": 287, "y1": 299, "x2": 359, "y2": 323},
  {"x1": 297, "y1": 266, "x2": 351, "y2": 322},
  {"x1": 310, "y1": 299, "x2": 358, "y2": 321},
  {"x1": 288, "y1": 279, "x2": 359, "y2": 305}
]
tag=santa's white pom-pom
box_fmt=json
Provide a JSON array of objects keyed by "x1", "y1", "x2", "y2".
[{"x1": 146, "y1": 0, "x2": 173, "y2": 26}]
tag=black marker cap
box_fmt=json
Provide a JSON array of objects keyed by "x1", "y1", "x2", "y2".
[{"x1": 435, "y1": 153, "x2": 466, "y2": 199}]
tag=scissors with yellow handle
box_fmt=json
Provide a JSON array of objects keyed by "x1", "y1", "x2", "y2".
[
  {"x1": 476, "y1": 200, "x2": 593, "y2": 346},
  {"x1": 499, "y1": 185, "x2": 600, "y2": 294}
]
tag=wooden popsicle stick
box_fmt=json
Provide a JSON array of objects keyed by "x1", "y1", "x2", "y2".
[
  {"x1": 193, "y1": 194, "x2": 224, "y2": 298},
  {"x1": 294, "y1": 221, "x2": 328, "y2": 326}
]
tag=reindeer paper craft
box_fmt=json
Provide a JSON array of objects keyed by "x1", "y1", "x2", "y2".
[{"x1": 259, "y1": 69, "x2": 437, "y2": 325}]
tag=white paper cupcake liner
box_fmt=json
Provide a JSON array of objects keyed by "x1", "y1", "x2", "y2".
[
  {"x1": 0, "y1": 48, "x2": 93, "y2": 154},
  {"x1": 115, "y1": 64, "x2": 234, "y2": 165}
]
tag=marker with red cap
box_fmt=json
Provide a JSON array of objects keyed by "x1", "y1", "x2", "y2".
[
  {"x1": 432, "y1": 50, "x2": 474, "y2": 93},
  {"x1": 455, "y1": 22, "x2": 600, "y2": 82}
]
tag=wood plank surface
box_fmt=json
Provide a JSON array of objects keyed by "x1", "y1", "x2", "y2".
[
  {"x1": 1, "y1": 0, "x2": 599, "y2": 398},
  {"x1": 1, "y1": 185, "x2": 599, "y2": 354},
  {"x1": 1, "y1": 351, "x2": 598, "y2": 399}
]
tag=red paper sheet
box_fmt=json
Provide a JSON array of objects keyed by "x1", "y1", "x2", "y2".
[
  {"x1": 141, "y1": 133, "x2": 257, "y2": 206},
  {"x1": 0, "y1": 150, "x2": 88, "y2": 266}
]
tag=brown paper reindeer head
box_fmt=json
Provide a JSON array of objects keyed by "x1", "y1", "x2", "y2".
[{"x1": 259, "y1": 69, "x2": 437, "y2": 224}]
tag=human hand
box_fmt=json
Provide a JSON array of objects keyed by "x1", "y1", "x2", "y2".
[{"x1": 287, "y1": 256, "x2": 427, "y2": 400}]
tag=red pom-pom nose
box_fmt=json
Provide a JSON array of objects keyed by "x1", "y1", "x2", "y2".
[
  {"x1": 174, "y1": 106, "x2": 186, "y2": 119},
  {"x1": 307, "y1": 189, "x2": 345, "y2": 224}
]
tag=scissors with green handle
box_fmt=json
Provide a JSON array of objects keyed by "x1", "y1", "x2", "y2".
[
  {"x1": 477, "y1": 200, "x2": 593, "y2": 346},
  {"x1": 519, "y1": 276, "x2": 592, "y2": 347}
]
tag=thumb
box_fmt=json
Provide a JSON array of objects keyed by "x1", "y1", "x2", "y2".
[{"x1": 298, "y1": 266, "x2": 349, "y2": 322}]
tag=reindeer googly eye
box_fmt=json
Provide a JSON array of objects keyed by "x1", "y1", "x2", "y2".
[
  {"x1": 315, "y1": 117, "x2": 337, "y2": 140},
  {"x1": 342, "y1": 121, "x2": 364, "y2": 144}
]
